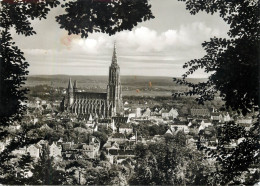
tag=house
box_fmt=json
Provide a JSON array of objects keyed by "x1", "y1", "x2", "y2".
[
  {"x1": 236, "y1": 117, "x2": 252, "y2": 125},
  {"x1": 119, "y1": 123, "x2": 133, "y2": 134},
  {"x1": 211, "y1": 113, "x2": 223, "y2": 122},
  {"x1": 128, "y1": 113, "x2": 136, "y2": 119},
  {"x1": 49, "y1": 142, "x2": 62, "y2": 158},
  {"x1": 168, "y1": 108, "x2": 179, "y2": 119},
  {"x1": 199, "y1": 120, "x2": 212, "y2": 131},
  {"x1": 170, "y1": 124, "x2": 189, "y2": 134},
  {"x1": 107, "y1": 149, "x2": 135, "y2": 164},
  {"x1": 0, "y1": 142, "x2": 5, "y2": 152},
  {"x1": 165, "y1": 128, "x2": 174, "y2": 135},
  {"x1": 223, "y1": 113, "x2": 232, "y2": 122},
  {"x1": 26, "y1": 144, "x2": 41, "y2": 159},
  {"x1": 98, "y1": 118, "x2": 112, "y2": 128},
  {"x1": 80, "y1": 136, "x2": 100, "y2": 159},
  {"x1": 161, "y1": 111, "x2": 170, "y2": 119},
  {"x1": 142, "y1": 108, "x2": 151, "y2": 118},
  {"x1": 162, "y1": 108, "x2": 179, "y2": 120},
  {"x1": 191, "y1": 109, "x2": 210, "y2": 117},
  {"x1": 61, "y1": 137, "x2": 100, "y2": 160},
  {"x1": 109, "y1": 133, "x2": 126, "y2": 143},
  {"x1": 136, "y1": 108, "x2": 142, "y2": 118},
  {"x1": 159, "y1": 108, "x2": 167, "y2": 114},
  {"x1": 103, "y1": 141, "x2": 120, "y2": 151},
  {"x1": 81, "y1": 144, "x2": 98, "y2": 159},
  {"x1": 39, "y1": 124, "x2": 52, "y2": 131}
]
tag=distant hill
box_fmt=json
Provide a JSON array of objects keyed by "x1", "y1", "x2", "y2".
[
  {"x1": 26, "y1": 75, "x2": 207, "y2": 87},
  {"x1": 25, "y1": 75, "x2": 207, "y2": 97}
]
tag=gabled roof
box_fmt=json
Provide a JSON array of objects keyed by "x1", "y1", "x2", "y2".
[
  {"x1": 40, "y1": 124, "x2": 52, "y2": 131},
  {"x1": 165, "y1": 128, "x2": 174, "y2": 135}
]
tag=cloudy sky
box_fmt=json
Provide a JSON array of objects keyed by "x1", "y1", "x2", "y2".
[{"x1": 11, "y1": 0, "x2": 229, "y2": 77}]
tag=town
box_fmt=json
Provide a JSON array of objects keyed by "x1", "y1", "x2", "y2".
[
  {"x1": 1, "y1": 44, "x2": 259, "y2": 185},
  {"x1": 1, "y1": 82, "x2": 258, "y2": 184}
]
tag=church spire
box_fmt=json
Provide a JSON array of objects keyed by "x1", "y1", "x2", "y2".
[
  {"x1": 68, "y1": 77, "x2": 73, "y2": 90},
  {"x1": 112, "y1": 42, "x2": 117, "y2": 64},
  {"x1": 73, "y1": 80, "x2": 77, "y2": 89},
  {"x1": 73, "y1": 80, "x2": 77, "y2": 92}
]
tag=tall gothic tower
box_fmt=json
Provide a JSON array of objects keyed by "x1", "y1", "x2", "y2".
[
  {"x1": 107, "y1": 42, "x2": 123, "y2": 116},
  {"x1": 67, "y1": 77, "x2": 74, "y2": 106}
]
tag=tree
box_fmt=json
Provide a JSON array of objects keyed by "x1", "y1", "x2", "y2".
[
  {"x1": 173, "y1": 1, "x2": 259, "y2": 184},
  {"x1": 130, "y1": 133, "x2": 213, "y2": 185},
  {"x1": 31, "y1": 153, "x2": 66, "y2": 185},
  {"x1": 93, "y1": 131, "x2": 108, "y2": 148},
  {"x1": 1, "y1": 0, "x2": 153, "y2": 183},
  {"x1": 173, "y1": 0, "x2": 259, "y2": 115},
  {"x1": 0, "y1": 1, "x2": 61, "y2": 177},
  {"x1": 0, "y1": 0, "x2": 60, "y2": 126},
  {"x1": 0, "y1": 152, "x2": 35, "y2": 184},
  {"x1": 199, "y1": 121, "x2": 260, "y2": 185},
  {"x1": 56, "y1": 0, "x2": 154, "y2": 38}
]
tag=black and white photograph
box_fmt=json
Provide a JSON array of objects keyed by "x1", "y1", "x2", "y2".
[{"x1": 0, "y1": 0, "x2": 259, "y2": 185}]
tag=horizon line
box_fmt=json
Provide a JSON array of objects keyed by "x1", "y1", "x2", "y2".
[{"x1": 27, "y1": 74, "x2": 208, "y2": 79}]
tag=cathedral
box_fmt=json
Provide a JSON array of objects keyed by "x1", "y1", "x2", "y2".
[{"x1": 61, "y1": 43, "x2": 124, "y2": 118}]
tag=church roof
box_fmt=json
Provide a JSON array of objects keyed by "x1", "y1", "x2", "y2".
[{"x1": 74, "y1": 92, "x2": 107, "y2": 99}]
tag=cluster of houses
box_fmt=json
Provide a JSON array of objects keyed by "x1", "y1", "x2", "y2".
[
  {"x1": 1, "y1": 95, "x2": 257, "y2": 167},
  {"x1": 2, "y1": 136, "x2": 101, "y2": 163}
]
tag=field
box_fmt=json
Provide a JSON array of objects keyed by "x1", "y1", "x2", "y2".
[{"x1": 25, "y1": 75, "x2": 207, "y2": 97}]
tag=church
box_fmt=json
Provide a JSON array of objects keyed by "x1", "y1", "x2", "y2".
[{"x1": 61, "y1": 43, "x2": 124, "y2": 118}]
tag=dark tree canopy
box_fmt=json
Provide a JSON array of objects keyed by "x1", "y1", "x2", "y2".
[
  {"x1": 56, "y1": 0, "x2": 154, "y2": 38},
  {"x1": 0, "y1": 0, "x2": 60, "y2": 125},
  {"x1": 0, "y1": 30, "x2": 29, "y2": 126},
  {"x1": 173, "y1": 0, "x2": 259, "y2": 115}
]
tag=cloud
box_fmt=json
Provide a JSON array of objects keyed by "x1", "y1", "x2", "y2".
[
  {"x1": 19, "y1": 22, "x2": 225, "y2": 77},
  {"x1": 64, "y1": 22, "x2": 222, "y2": 58}
]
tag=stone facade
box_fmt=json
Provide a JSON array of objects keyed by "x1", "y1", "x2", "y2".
[{"x1": 61, "y1": 43, "x2": 123, "y2": 118}]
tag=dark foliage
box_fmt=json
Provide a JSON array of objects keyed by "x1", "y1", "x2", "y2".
[
  {"x1": 0, "y1": 30, "x2": 29, "y2": 126},
  {"x1": 130, "y1": 133, "x2": 211, "y2": 185},
  {"x1": 173, "y1": 0, "x2": 259, "y2": 115},
  {"x1": 30, "y1": 147, "x2": 66, "y2": 185},
  {"x1": 56, "y1": 0, "x2": 154, "y2": 38},
  {"x1": 174, "y1": 0, "x2": 260, "y2": 184},
  {"x1": 0, "y1": 0, "x2": 60, "y2": 129},
  {"x1": 199, "y1": 120, "x2": 260, "y2": 184}
]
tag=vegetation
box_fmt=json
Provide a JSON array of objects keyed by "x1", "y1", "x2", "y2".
[
  {"x1": 130, "y1": 132, "x2": 214, "y2": 185},
  {"x1": 174, "y1": 0, "x2": 259, "y2": 115},
  {"x1": 174, "y1": 0, "x2": 260, "y2": 184}
]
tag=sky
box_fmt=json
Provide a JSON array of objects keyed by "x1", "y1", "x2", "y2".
[{"x1": 11, "y1": 0, "x2": 229, "y2": 77}]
